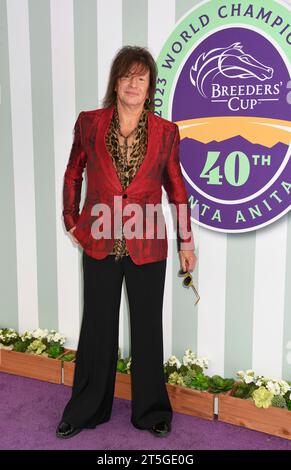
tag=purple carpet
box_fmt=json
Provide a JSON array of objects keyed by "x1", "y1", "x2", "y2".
[{"x1": 1, "y1": 371, "x2": 291, "y2": 450}]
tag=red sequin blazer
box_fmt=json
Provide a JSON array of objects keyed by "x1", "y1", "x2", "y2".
[{"x1": 62, "y1": 105, "x2": 195, "y2": 265}]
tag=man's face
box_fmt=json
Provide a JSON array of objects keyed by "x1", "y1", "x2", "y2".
[{"x1": 115, "y1": 63, "x2": 150, "y2": 108}]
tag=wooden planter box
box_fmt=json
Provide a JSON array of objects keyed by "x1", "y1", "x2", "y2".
[
  {"x1": 218, "y1": 391, "x2": 291, "y2": 440},
  {"x1": 62, "y1": 356, "x2": 132, "y2": 396},
  {"x1": 166, "y1": 383, "x2": 215, "y2": 420},
  {"x1": 114, "y1": 371, "x2": 132, "y2": 399},
  {"x1": 114, "y1": 374, "x2": 215, "y2": 420},
  {"x1": 59, "y1": 349, "x2": 77, "y2": 386},
  {"x1": 0, "y1": 347, "x2": 68, "y2": 384},
  {"x1": 63, "y1": 362, "x2": 132, "y2": 397},
  {"x1": 63, "y1": 363, "x2": 215, "y2": 420}
]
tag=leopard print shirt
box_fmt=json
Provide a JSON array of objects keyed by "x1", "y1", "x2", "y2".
[{"x1": 105, "y1": 105, "x2": 148, "y2": 262}]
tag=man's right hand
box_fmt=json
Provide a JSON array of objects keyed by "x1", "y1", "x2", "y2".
[{"x1": 69, "y1": 226, "x2": 80, "y2": 245}]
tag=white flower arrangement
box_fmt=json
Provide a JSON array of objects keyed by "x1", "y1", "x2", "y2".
[
  {"x1": 0, "y1": 328, "x2": 18, "y2": 342},
  {"x1": 46, "y1": 330, "x2": 66, "y2": 345},
  {"x1": 237, "y1": 369, "x2": 291, "y2": 397},
  {"x1": 183, "y1": 348, "x2": 209, "y2": 369},
  {"x1": 0, "y1": 326, "x2": 67, "y2": 357},
  {"x1": 31, "y1": 328, "x2": 49, "y2": 339},
  {"x1": 0, "y1": 328, "x2": 19, "y2": 348},
  {"x1": 235, "y1": 369, "x2": 291, "y2": 409},
  {"x1": 165, "y1": 349, "x2": 209, "y2": 381},
  {"x1": 19, "y1": 328, "x2": 66, "y2": 345},
  {"x1": 165, "y1": 349, "x2": 209, "y2": 370},
  {"x1": 164, "y1": 349, "x2": 235, "y2": 393}
]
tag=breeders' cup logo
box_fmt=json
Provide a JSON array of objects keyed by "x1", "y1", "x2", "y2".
[
  {"x1": 156, "y1": 0, "x2": 291, "y2": 233},
  {"x1": 190, "y1": 42, "x2": 275, "y2": 107}
]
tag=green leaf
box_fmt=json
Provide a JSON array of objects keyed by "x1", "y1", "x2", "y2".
[
  {"x1": 61, "y1": 354, "x2": 75, "y2": 362},
  {"x1": 46, "y1": 344, "x2": 63, "y2": 358},
  {"x1": 12, "y1": 339, "x2": 29, "y2": 352}
]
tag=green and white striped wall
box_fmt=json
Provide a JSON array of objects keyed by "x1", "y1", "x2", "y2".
[{"x1": 1, "y1": 0, "x2": 290, "y2": 380}]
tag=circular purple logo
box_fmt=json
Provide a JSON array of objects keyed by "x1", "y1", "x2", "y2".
[{"x1": 157, "y1": 16, "x2": 291, "y2": 232}]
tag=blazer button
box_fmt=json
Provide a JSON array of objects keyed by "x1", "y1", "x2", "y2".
[{"x1": 122, "y1": 194, "x2": 127, "y2": 198}]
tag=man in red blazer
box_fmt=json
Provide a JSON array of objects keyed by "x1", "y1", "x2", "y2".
[
  {"x1": 57, "y1": 46, "x2": 196, "y2": 440},
  {"x1": 63, "y1": 105, "x2": 195, "y2": 266}
]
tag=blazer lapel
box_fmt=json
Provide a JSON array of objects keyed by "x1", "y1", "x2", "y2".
[{"x1": 95, "y1": 104, "x2": 156, "y2": 192}]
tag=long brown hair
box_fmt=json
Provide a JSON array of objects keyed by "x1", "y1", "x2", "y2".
[{"x1": 102, "y1": 46, "x2": 157, "y2": 113}]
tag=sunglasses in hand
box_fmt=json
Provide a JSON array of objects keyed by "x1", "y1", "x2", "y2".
[{"x1": 178, "y1": 268, "x2": 200, "y2": 305}]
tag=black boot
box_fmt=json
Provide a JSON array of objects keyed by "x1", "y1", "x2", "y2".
[
  {"x1": 148, "y1": 421, "x2": 171, "y2": 437},
  {"x1": 56, "y1": 420, "x2": 82, "y2": 439}
]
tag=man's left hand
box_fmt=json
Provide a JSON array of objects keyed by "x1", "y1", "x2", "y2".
[{"x1": 179, "y1": 250, "x2": 197, "y2": 272}]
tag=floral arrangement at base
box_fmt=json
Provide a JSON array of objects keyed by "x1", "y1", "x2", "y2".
[
  {"x1": 231, "y1": 369, "x2": 291, "y2": 410},
  {"x1": 116, "y1": 346, "x2": 234, "y2": 395},
  {"x1": 0, "y1": 327, "x2": 66, "y2": 358},
  {"x1": 0, "y1": 328, "x2": 18, "y2": 349},
  {"x1": 164, "y1": 349, "x2": 234, "y2": 394}
]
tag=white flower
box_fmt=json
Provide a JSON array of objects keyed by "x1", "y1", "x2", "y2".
[
  {"x1": 244, "y1": 374, "x2": 255, "y2": 384},
  {"x1": 184, "y1": 348, "x2": 194, "y2": 357},
  {"x1": 0, "y1": 328, "x2": 18, "y2": 344},
  {"x1": 193, "y1": 356, "x2": 209, "y2": 369},
  {"x1": 126, "y1": 358, "x2": 131, "y2": 370},
  {"x1": 167, "y1": 355, "x2": 181, "y2": 369},
  {"x1": 46, "y1": 330, "x2": 66, "y2": 344},
  {"x1": 278, "y1": 380, "x2": 291, "y2": 395},
  {"x1": 236, "y1": 369, "x2": 257, "y2": 384},
  {"x1": 58, "y1": 335, "x2": 66, "y2": 345},
  {"x1": 21, "y1": 330, "x2": 33, "y2": 341},
  {"x1": 32, "y1": 328, "x2": 49, "y2": 339},
  {"x1": 255, "y1": 375, "x2": 265, "y2": 383},
  {"x1": 266, "y1": 380, "x2": 280, "y2": 395},
  {"x1": 182, "y1": 349, "x2": 197, "y2": 367},
  {"x1": 181, "y1": 349, "x2": 209, "y2": 370},
  {"x1": 2, "y1": 329, "x2": 18, "y2": 339},
  {"x1": 238, "y1": 370, "x2": 256, "y2": 384}
]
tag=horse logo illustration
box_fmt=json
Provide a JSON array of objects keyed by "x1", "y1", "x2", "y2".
[{"x1": 190, "y1": 42, "x2": 274, "y2": 98}]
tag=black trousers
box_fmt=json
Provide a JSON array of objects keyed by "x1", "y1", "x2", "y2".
[{"x1": 61, "y1": 250, "x2": 173, "y2": 430}]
